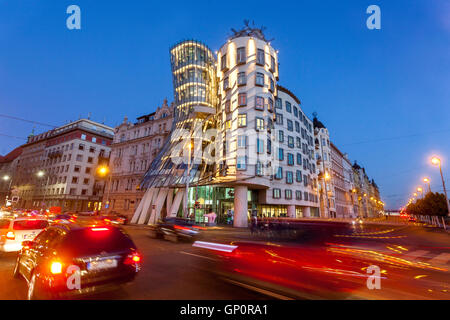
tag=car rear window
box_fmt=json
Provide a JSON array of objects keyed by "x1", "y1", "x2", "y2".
[
  {"x1": 0, "y1": 219, "x2": 10, "y2": 229},
  {"x1": 13, "y1": 220, "x2": 49, "y2": 230},
  {"x1": 60, "y1": 227, "x2": 135, "y2": 257}
]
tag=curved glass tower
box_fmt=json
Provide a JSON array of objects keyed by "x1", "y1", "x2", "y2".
[{"x1": 139, "y1": 40, "x2": 218, "y2": 190}]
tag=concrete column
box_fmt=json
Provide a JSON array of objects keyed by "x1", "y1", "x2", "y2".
[
  {"x1": 303, "y1": 206, "x2": 311, "y2": 218},
  {"x1": 287, "y1": 205, "x2": 296, "y2": 218},
  {"x1": 233, "y1": 186, "x2": 248, "y2": 228}
]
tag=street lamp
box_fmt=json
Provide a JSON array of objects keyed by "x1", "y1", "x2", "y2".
[
  {"x1": 423, "y1": 178, "x2": 431, "y2": 193},
  {"x1": 2, "y1": 175, "x2": 13, "y2": 205},
  {"x1": 417, "y1": 187, "x2": 424, "y2": 199},
  {"x1": 97, "y1": 165, "x2": 111, "y2": 212},
  {"x1": 431, "y1": 156, "x2": 450, "y2": 217},
  {"x1": 37, "y1": 171, "x2": 50, "y2": 210}
]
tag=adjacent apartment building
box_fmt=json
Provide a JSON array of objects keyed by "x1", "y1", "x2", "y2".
[
  {"x1": 105, "y1": 100, "x2": 174, "y2": 216},
  {"x1": 11, "y1": 119, "x2": 114, "y2": 212}
]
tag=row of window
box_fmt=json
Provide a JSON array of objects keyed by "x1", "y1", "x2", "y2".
[
  {"x1": 221, "y1": 48, "x2": 276, "y2": 72},
  {"x1": 223, "y1": 72, "x2": 275, "y2": 92},
  {"x1": 272, "y1": 188, "x2": 318, "y2": 202},
  {"x1": 275, "y1": 98, "x2": 312, "y2": 133}
]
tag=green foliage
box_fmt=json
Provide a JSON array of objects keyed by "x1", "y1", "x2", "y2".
[{"x1": 406, "y1": 192, "x2": 448, "y2": 216}]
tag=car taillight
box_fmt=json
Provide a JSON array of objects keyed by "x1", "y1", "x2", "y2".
[
  {"x1": 174, "y1": 225, "x2": 190, "y2": 231},
  {"x1": 50, "y1": 261, "x2": 63, "y2": 274},
  {"x1": 124, "y1": 252, "x2": 142, "y2": 265},
  {"x1": 6, "y1": 231, "x2": 15, "y2": 240},
  {"x1": 91, "y1": 227, "x2": 109, "y2": 232}
]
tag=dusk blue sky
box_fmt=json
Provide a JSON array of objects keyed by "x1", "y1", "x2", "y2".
[{"x1": 0, "y1": 0, "x2": 449, "y2": 209}]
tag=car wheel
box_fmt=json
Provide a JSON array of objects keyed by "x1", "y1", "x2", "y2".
[
  {"x1": 27, "y1": 273, "x2": 40, "y2": 300},
  {"x1": 13, "y1": 256, "x2": 21, "y2": 279}
]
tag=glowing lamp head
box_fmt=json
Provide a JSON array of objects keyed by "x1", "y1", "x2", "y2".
[
  {"x1": 97, "y1": 166, "x2": 109, "y2": 176},
  {"x1": 431, "y1": 157, "x2": 440, "y2": 166},
  {"x1": 37, "y1": 171, "x2": 45, "y2": 177},
  {"x1": 324, "y1": 172, "x2": 331, "y2": 180},
  {"x1": 423, "y1": 178, "x2": 429, "y2": 183},
  {"x1": 2, "y1": 175, "x2": 10, "y2": 181},
  {"x1": 50, "y1": 261, "x2": 62, "y2": 274},
  {"x1": 417, "y1": 187, "x2": 423, "y2": 192}
]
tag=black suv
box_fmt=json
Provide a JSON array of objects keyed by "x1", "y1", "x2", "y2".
[{"x1": 13, "y1": 223, "x2": 141, "y2": 299}]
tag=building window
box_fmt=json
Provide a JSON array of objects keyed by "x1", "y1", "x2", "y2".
[
  {"x1": 267, "y1": 138, "x2": 272, "y2": 154},
  {"x1": 278, "y1": 130, "x2": 284, "y2": 142},
  {"x1": 257, "y1": 138, "x2": 264, "y2": 154},
  {"x1": 293, "y1": 106, "x2": 298, "y2": 117},
  {"x1": 275, "y1": 167, "x2": 283, "y2": 179},
  {"x1": 223, "y1": 77, "x2": 229, "y2": 91},
  {"x1": 255, "y1": 96, "x2": 264, "y2": 110},
  {"x1": 225, "y1": 100, "x2": 231, "y2": 113},
  {"x1": 237, "y1": 72, "x2": 246, "y2": 86},
  {"x1": 85, "y1": 167, "x2": 91, "y2": 174},
  {"x1": 296, "y1": 190, "x2": 302, "y2": 200},
  {"x1": 237, "y1": 135, "x2": 247, "y2": 148},
  {"x1": 287, "y1": 153, "x2": 294, "y2": 165},
  {"x1": 237, "y1": 156, "x2": 247, "y2": 170},
  {"x1": 221, "y1": 54, "x2": 227, "y2": 70},
  {"x1": 81, "y1": 134, "x2": 86, "y2": 140},
  {"x1": 297, "y1": 153, "x2": 302, "y2": 165},
  {"x1": 304, "y1": 192, "x2": 309, "y2": 201},
  {"x1": 273, "y1": 188, "x2": 281, "y2": 199},
  {"x1": 236, "y1": 47, "x2": 246, "y2": 64},
  {"x1": 275, "y1": 113, "x2": 283, "y2": 125},
  {"x1": 275, "y1": 98, "x2": 282, "y2": 109},
  {"x1": 87, "y1": 157, "x2": 93, "y2": 163},
  {"x1": 257, "y1": 49, "x2": 265, "y2": 65},
  {"x1": 74, "y1": 166, "x2": 81, "y2": 173},
  {"x1": 296, "y1": 170, "x2": 302, "y2": 182},
  {"x1": 296, "y1": 137, "x2": 301, "y2": 149},
  {"x1": 288, "y1": 136, "x2": 294, "y2": 148},
  {"x1": 72, "y1": 177, "x2": 78, "y2": 184},
  {"x1": 225, "y1": 120, "x2": 231, "y2": 130},
  {"x1": 268, "y1": 97, "x2": 273, "y2": 112},
  {"x1": 83, "y1": 178, "x2": 89, "y2": 185},
  {"x1": 255, "y1": 72, "x2": 264, "y2": 86},
  {"x1": 92, "y1": 137, "x2": 97, "y2": 143},
  {"x1": 270, "y1": 78, "x2": 275, "y2": 92},
  {"x1": 270, "y1": 56, "x2": 275, "y2": 71},
  {"x1": 287, "y1": 119, "x2": 293, "y2": 131},
  {"x1": 238, "y1": 114, "x2": 247, "y2": 127},
  {"x1": 255, "y1": 118, "x2": 264, "y2": 131},
  {"x1": 238, "y1": 93, "x2": 247, "y2": 106},
  {"x1": 278, "y1": 148, "x2": 284, "y2": 161},
  {"x1": 256, "y1": 161, "x2": 263, "y2": 176},
  {"x1": 285, "y1": 189, "x2": 292, "y2": 199},
  {"x1": 285, "y1": 101, "x2": 292, "y2": 113},
  {"x1": 295, "y1": 121, "x2": 300, "y2": 133},
  {"x1": 81, "y1": 189, "x2": 87, "y2": 195},
  {"x1": 286, "y1": 171, "x2": 293, "y2": 184},
  {"x1": 78, "y1": 144, "x2": 85, "y2": 151},
  {"x1": 76, "y1": 155, "x2": 83, "y2": 162}
]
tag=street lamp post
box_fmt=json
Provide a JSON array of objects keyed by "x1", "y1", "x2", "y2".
[
  {"x1": 423, "y1": 178, "x2": 431, "y2": 193},
  {"x1": 431, "y1": 157, "x2": 450, "y2": 217},
  {"x1": 2, "y1": 175, "x2": 13, "y2": 205},
  {"x1": 417, "y1": 187, "x2": 424, "y2": 199},
  {"x1": 97, "y1": 165, "x2": 111, "y2": 213}
]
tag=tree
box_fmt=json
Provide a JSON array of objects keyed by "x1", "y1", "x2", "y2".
[{"x1": 406, "y1": 192, "x2": 448, "y2": 216}]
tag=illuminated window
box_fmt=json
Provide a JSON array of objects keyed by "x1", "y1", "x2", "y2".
[
  {"x1": 255, "y1": 118, "x2": 264, "y2": 131},
  {"x1": 288, "y1": 136, "x2": 294, "y2": 148},
  {"x1": 278, "y1": 130, "x2": 284, "y2": 142},
  {"x1": 225, "y1": 120, "x2": 231, "y2": 130},
  {"x1": 238, "y1": 114, "x2": 247, "y2": 127}
]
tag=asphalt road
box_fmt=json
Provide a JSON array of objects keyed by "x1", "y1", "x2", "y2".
[{"x1": 0, "y1": 222, "x2": 448, "y2": 300}]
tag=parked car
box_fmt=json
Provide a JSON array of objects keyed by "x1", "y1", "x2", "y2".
[
  {"x1": 0, "y1": 217, "x2": 49, "y2": 252},
  {"x1": 148, "y1": 217, "x2": 204, "y2": 242},
  {"x1": 14, "y1": 223, "x2": 141, "y2": 299}
]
